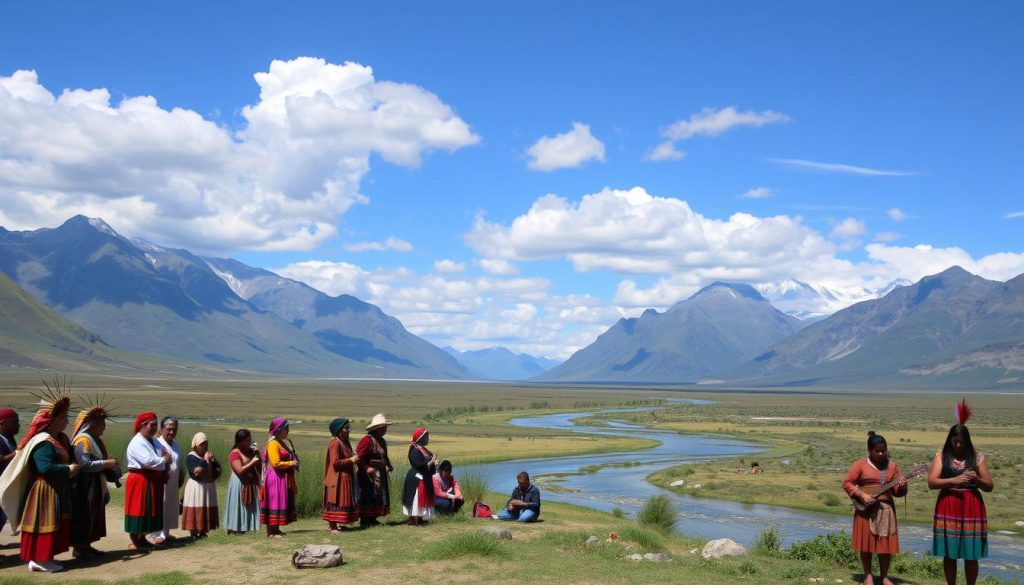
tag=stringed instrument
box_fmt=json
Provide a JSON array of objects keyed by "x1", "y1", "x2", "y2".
[{"x1": 851, "y1": 462, "x2": 930, "y2": 512}]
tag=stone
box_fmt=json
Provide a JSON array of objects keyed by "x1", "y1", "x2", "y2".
[
  {"x1": 688, "y1": 548, "x2": 699, "y2": 555},
  {"x1": 628, "y1": 553, "x2": 644, "y2": 561},
  {"x1": 480, "y1": 526, "x2": 513, "y2": 540},
  {"x1": 643, "y1": 552, "x2": 672, "y2": 562},
  {"x1": 701, "y1": 538, "x2": 748, "y2": 559},
  {"x1": 669, "y1": 480, "x2": 685, "y2": 487},
  {"x1": 808, "y1": 579, "x2": 824, "y2": 584},
  {"x1": 585, "y1": 536, "x2": 601, "y2": 547},
  {"x1": 1015, "y1": 521, "x2": 1024, "y2": 527},
  {"x1": 291, "y1": 544, "x2": 343, "y2": 569},
  {"x1": 995, "y1": 530, "x2": 1017, "y2": 535},
  {"x1": 692, "y1": 483, "x2": 702, "y2": 489}
]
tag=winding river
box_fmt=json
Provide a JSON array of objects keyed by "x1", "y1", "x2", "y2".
[{"x1": 478, "y1": 404, "x2": 1023, "y2": 581}]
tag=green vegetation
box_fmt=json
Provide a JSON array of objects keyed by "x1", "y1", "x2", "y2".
[
  {"x1": 421, "y1": 531, "x2": 510, "y2": 559},
  {"x1": 636, "y1": 495, "x2": 676, "y2": 535}
]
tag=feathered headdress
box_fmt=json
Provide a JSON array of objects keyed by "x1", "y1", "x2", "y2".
[
  {"x1": 19, "y1": 374, "x2": 72, "y2": 449},
  {"x1": 954, "y1": 398, "x2": 972, "y2": 429},
  {"x1": 72, "y1": 393, "x2": 114, "y2": 439}
]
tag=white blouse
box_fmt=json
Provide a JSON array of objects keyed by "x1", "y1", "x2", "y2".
[{"x1": 126, "y1": 433, "x2": 166, "y2": 470}]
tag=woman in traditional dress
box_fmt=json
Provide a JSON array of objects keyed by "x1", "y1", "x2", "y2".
[
  {"x1": 151, "y1": 416, "x2": 181, "y2": 544},
  {"x1": 402, "y1": 427, "x2": 437, "y2": 525},
  {"x1": 322, "y1": 417, "x2": 360, "y2": 533},
  {"x1": 356, "y1": 413, "x2": 393, "y2": 528},
  {"x1": 843, "y1": 431, "x2": 908, "y2": 585},
  {"x1": 0, "y1": 381, "x2": 79, "y2": 572},
  {"x1": 181, "y1": 432, "x2": 221, "y2": 539},
  {"x1": 124, "y1": 412, "x2": 170, "y2": 551},
  {"x1": 224, "y1": 428, "x2": 261, "y2": 534},
  {"x1": 260, "y1": 417, "x2": 298, "y2": 537},
  {"x1": 929, "y1": 399, "x2": 994, "y2": 585},
  {"x1": 69, "y1": 399, "x2": 120, "y2": 559}
]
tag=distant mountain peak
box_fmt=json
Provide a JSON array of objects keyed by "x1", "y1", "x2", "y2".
[
  {"x1": 691, "y1": 281, "x2": 766, "y2": 302},
  {"x1": 61, "y1": 214, "x2": 120, "y2": 238}
]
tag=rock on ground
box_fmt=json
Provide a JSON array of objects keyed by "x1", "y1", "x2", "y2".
[
  {"x1": 585, "y1": 536, "x2": 600, "y2": 547},
  {"x1": 628, "y1": 553, "x2": 644, "y2": 561},
  {"x1": 669, "y1": 480, "x2": 685, "y2": 487},
  {"x1": 291, "y1": 544, "x2": 343, "y2": 569},
  {"x1": 643, "y1": 553, "x2": 672, "y2": 562},
  {"x1": 701, "y1": 538, "x2": 748, "y2": 559},
  {"x1": 480, "y1": 525, "x2": 513, "y2": 540},
  {"x1": 1015, "y1": 521, "x2": 1024, "y2": 527}
]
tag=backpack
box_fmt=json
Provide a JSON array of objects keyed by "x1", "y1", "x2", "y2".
[{"x1": 472, "y1": 501, "x2": 493, "y2": 518}]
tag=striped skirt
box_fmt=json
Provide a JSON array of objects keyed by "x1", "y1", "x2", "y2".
[
  {"x1": 20, "y1": 477, "x2": 70, "y2": 562},
  {"x1": 932, "y1": 488, "x2": 988, "y2": 560},
  {"x1": 181, "y1": 479, "x2": 219, "y2": 533}
]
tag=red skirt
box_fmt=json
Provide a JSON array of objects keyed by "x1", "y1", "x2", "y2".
[
  {"x1": 21, "y1": 519, "x2": 70, "y2": 562},
  {"x1": 124, "y1": 469, "x2": 165, "y2": 533}
]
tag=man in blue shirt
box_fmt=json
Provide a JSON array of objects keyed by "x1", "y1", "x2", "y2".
[{"x1": 497, "y1": 470, "x2": 540, "y2": 522}]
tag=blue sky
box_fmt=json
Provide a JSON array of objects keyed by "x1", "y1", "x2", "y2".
[{"x1": 1, "y1": 2, "x2": 1022, "y2": 356}]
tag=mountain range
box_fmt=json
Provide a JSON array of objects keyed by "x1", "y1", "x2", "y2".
[
  {"x1": 753, "y1": 279, "x2": 911, "y2": 320},
  {"x1": 444, "y1": 346, "x2": 562, "y2": 380}
]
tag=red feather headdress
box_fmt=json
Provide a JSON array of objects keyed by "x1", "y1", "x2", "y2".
[
  {"x1": 954, "y1": 398, "x2": 972, "y2": 428},
  {"x1": 19, "y1": 374, "x2": 72, "y2": 449}
]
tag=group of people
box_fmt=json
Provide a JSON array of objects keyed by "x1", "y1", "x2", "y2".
[
  {"x1": 842, "y1": 400, "x2": 994, "y2": 585},
  {"x1": 0, "y1": 391, "x2": 541, "y2": 574}
]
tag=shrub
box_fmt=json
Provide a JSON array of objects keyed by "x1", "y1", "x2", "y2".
[
  {"x1": 610, "y1": 507, "x2": 625, "y2": 519},
  {"x1": 456, "y1": 464, "x2": 491, "y2": 505},
  {"x1": 752, "y1": 525, "x2": 782, "y2": 557},
  {"x1": 738, "y1": 560, "x2": 758, "y2": 574},
  {"x1": 786, "y1": 531, "x2": 859, "y2": 569},
  {"x1": 387, "y1": 461, "x2": 410, "y2": 519},
  {"x1": 617, "y1": 526, "x2": 666, "y2": 552},
  {"x1": 820, "y1": 493, "x2": 842, "y2": 507},
  {"x1": 294, "y1": 449, "x2": 325, "y2": 518},
  {"x1": 637, "y1": 495, "x2": 677, "y2": 535},
  {"x1": 421, "y1": 532, "x2": 509, "y2": 559}
]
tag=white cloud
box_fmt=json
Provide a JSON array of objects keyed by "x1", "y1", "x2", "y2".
[
  {"x1": 865, "y1": 244, "x2": 1024, "y2": 283},
  {"x1": 741, "y1": 187, "x2": 775, "y2": 199},
  {"x1": 873, "y1": 231, "x2": 904, "y2": 243},
  {"x1": 644, "y1": 142, "x2": 686, "y2": 162},
  {"x1": 888, "y1": 208, "x2": 909, "y2": 222},
  {"x1": 831, "y1": 218, "x2": 867, "y2": 238},
  {"x1": 478, "y1": 258, "x2": 518, "y2": 275},
  {"x1": 433, "y1": 259, "x2": 466, "y2": 273},
  {"x1": 526, "y1": 122, "x2": 605, "y2": 171},
  {"x1": 770, "y1": 158, "x2": 916, "y2": 177},
  {"x1": 1004, "y1": 211, "x2": 1024, "y2": 220},
  {"x1": 0, "y1": 60, "x2": 478, "y2": 251},
  {"x1": 662, "y1": 106, "x2": 790, "y2": 140},
  {"x1": 344, "y1": 236, "x2": 413, "y2": 252}
]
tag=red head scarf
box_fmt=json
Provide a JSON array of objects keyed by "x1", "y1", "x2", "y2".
[
  {"x1": 412, "y1": 427, "x2": 428, "y2": 444},
  {"x1": 0, "y1": 408, "x2": 16, "y2": 422},
  {"x1": 133, "y1": 412, "x2": 157, "y2": 434},
  {"x1": 18, "y1": 396, "x2": 70, "y2": 450}
]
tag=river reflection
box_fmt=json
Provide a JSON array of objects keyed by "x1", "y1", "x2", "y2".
[{"x1": 477, "y1": 406, "x2": 1022, "y2": 580}]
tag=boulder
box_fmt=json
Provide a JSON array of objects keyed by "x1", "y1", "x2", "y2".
[
  {"x1": 669, "y1": 480, "x2": 685, "y2": 487},
  {"x1": 585, "y1": 536, "x2": 601, "y2": 547},
  {"x1": 480, "y1": 526, "x2": 513, "y2": 540},
  {"x1": 291, "y1": 544, "x2": 343, "y2": 569},
  {"x1": 643, "y1": 552, "x2": 672, "y2": 562},
  {"x1": 1015, "y1": 521, "x2": 1024, "y2": 527},
  {"x1": 628, "y1": 553, "x2": 644, "y2": 561},
  {"x1": 701, "y1": 538, "x2": 748, "y2": 559},
  {"x1": 692, "y1": 483, "x2": 703, "y2": 489}
]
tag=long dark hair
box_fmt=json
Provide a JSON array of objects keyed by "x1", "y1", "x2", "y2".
[
  {"x1": 941, "y1": 424, "x2": 977, "y2": 475},
  {"x1": 233, "y1": 428, "x2": 251, "y2": 451}
]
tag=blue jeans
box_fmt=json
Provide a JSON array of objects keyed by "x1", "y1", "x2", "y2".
[
  {"x1": 497, "y1": 508, "x2": 537, "y2": 522},
  {"x1": 434, "y1": 497, "x2": 464, "y2": 516}
]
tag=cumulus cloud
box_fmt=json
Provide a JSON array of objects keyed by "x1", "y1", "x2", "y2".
[
  {"x1": 344, "y1": 236, "x2": 413, "y2": 252},
  {"x1": 770, "y1": 158, "x2": 915, "y2": 177},
  {"x1": 648, "y1": 106, "x2": 788, "y2": 163},
  {"x1": 433, "y1": 259, "x2": 466, "y2": 273},
  {"x1": 525, "y1": 122, "x2": 605, "y2": 171},
  {"x1": 888, "y1": 208, "x2": 909, "y2": 222},
  {"x1": 865, "y1": 244, "x2": 1024, "y2": 283},
  {"x1": 741, "y1": 187, "x2": 775, "y2": 199},
  {"x1": 478, "y1": 258, "x2": 518, "y2": 275},
  {"x1": 831, "y1": 218, "x2": 867, "y2": 238},
  {"x1": 0, "y1": 59, "x2": 478, "y2": 251}
]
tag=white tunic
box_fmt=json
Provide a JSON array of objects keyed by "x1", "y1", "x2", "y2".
[
  {"x1": 126, "y1": 433, "x2": 166, "y2": 470},
  {"x1": 156, "y1": 437, "x2": 180, "y2": 531}
]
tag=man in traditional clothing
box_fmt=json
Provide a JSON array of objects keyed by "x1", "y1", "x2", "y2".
[
  {"x1": 124, "y1": 412, "x2": 170, "y2": 550},
  {"x1": 356, "y1": 413, "x2": 393, "y2": 527},
  {"x1": 0, "y1": 408, "x2": 20, "y2": 530},
  {"x1": 0, "y1": 382, "x2": 80, "y2": 572},
  {"x1": 70, "y1": 400, "x2": 120, "y2": 558}
]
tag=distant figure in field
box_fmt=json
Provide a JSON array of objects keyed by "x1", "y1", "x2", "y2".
[
  {"x1": 70, "y1": 400, "x2": 120, "y2": 559},
  {"x1": 223, "y1": 429, "x2": 261, "y2": 534},
  {"x1": 0, "y1": 384, "x2": 78, "y2": 572},
  {"x1": 0, "y1": 408, "x2": 21, "y2": 530},
  {"x1": 322, "y1": 418, "x2": 360, "y2": 533},
  {"x1": 182, "y1": 432, "x2": 221, "y2": 539},
  {"x1": 402, "y1": 427, "x2": 437, "y2": 525},
  {"x1": 433, "y1": 460, "x2": 465, "y2": 516},
  {"x1": 929, "y1": 400, "x2": 993, "y2": 585},
  {"x1": 843, "y1": 431, "x2": 908, "y2": 585},
  {"x1": 151, "y1": 416, "x2": 181, "y2": 544},
  {"x1": 260, "y1": 417, "x2": 298, "y2": 538},
  {"x1": 357, "y1": 413, "x2": 394, "y2": 528},
  {"x1": 497, "y1": 471, "x2": 540, "y2": 522},
  {"x1": 125, "y1": 412, "x2": 171, "y2": 551},
  {"x1": 751, "y1": 462, "x2": 762, "y2": 474}
]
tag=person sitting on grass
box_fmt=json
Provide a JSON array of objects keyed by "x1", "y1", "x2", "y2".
[
  {"x1": 432, "y1": 460, "x2": 464, "y2": 516},
  {"x1": 497, "y1": 471, "x2": 540, "y2": 522}
]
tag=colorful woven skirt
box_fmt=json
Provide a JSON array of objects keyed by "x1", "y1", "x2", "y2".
[
  {"x1": 19, "y1": 477, "x2": 70, "y2": 562},
  {"x1": 124, "y1": 469, "x2": 165, "y2": 533},
  {"x1": 932, "y1": 488, "x2": 988, "y2": 560},
  {"x1": 259, "y1": 469, "x2": 296, "y2": 526}
]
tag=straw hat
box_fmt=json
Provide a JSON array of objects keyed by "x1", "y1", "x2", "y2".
[{"x1": 366, "y1": 413, "x2": 393, "y2": 430}]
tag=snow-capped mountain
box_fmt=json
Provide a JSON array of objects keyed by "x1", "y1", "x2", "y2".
[{"x1": 754, "y1": 279, "x2": 911, "y2": 320}]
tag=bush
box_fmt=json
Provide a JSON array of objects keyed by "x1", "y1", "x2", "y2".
[
  {"x1": 387, "y1": 461, "x2": 410, "y2": 519},
  {"x1": 637, "y1": 495, "x2": 677, "y2": 535},
  {"x1": 294, "y1": 449, "x2": 325, "y2": 518},
  {"x1": 421, "y1": 532, "x2": 509, "y2": 559},
  {"x1": 785, "y1": 531, "x2": 859, "y2": 569},
  {"x1": 820, "y1": 493, "x2": 842, "y2": 507},
  {"x1": 738, "y1": 560, "x2": 758, "y2": 574},
  {"x1": 752, "y1": 525, "x2": 782, "y2": 557},
  {"x1": 610, "y1": 507, "x2": 625, "y2": 519},
  {"x1": 456, "y1": 464, "x2": 491, "y2": 505},
  {"x1": 617, "y1": 526, "x2": 666, "y2": 552}
]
